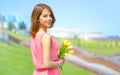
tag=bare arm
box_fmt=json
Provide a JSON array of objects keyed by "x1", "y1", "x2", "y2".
[{"x1": 42, "y1": 33, "x2": 64, "y2": 68}]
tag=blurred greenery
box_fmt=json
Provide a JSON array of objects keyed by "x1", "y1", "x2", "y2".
[
  {"x1": 55, "y1": 37, "x2": 120, "y2": 56},
  {"x1": 7, "y1": 30, "x2": 30, "y2": 41},
  {"x1": 0, "y1": 41, "x2": 34, "y2": 75},
  {"x1": 7, "y1": 30, "x2": 120, "y2": 56}
]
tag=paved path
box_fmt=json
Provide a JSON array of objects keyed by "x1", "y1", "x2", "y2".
[{"x1": 65, "y1": 54, "x2": 120, "y2": 75}]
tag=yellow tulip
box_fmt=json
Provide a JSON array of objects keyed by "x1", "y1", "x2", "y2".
[
  {"x1": 67, "y1": 45, "x2": 73, "y2": 49},
  {"x1": 69, "y1": 50, "x2": 74, "y2": 54},
  {"x1": 58, "y1": 40, "x2": 74, "y2": 71},
  {"x1": 66, "y1": 42, "x2": 71, "y2": 46},
  {"x1": 64, "y1": 53, "x2": 68, "y2": 57},
  {"x1": 63, "y1": 40, "x2": 68, "y2": 46},
  {"x1": 63, "y1": 40, "x2": 68, "y2": 43}
]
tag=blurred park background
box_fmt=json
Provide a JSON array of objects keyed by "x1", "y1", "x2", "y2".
[{"x1": 0, "y1": 0, "x2": 120, "y2": 75}]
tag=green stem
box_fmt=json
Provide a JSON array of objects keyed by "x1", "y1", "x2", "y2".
[{"x1": 59, "y1": 66, "x2": 63, "y2": 71}]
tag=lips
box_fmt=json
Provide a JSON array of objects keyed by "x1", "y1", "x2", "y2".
[{"x1": 47, "y1": 21, "x2": 52, "y2": 25}]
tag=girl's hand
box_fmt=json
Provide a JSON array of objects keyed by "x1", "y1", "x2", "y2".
[{"x1": 58, "y1": 57, "x2": 65, "y2": 66}]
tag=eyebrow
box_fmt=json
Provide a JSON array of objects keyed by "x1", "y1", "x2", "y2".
[{"x1": 41, "y1": 13, "x2": 51, "y2": 16}]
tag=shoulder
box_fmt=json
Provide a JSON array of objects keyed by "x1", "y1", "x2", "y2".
[
  {"x1": 42, "y1": 33, "x2": 50, "y2": 38},
  {"x1": 42, "y1": 33, "x2": 51, "y2": 41}
]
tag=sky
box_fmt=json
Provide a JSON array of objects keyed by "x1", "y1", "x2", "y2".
[{"x1": 0, "y1": 0, "x2": 120, "y2": 36}]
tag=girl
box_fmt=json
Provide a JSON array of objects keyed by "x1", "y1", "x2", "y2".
[{"x1": 29, "y1": 3, "x2": 64, "y2": 75}]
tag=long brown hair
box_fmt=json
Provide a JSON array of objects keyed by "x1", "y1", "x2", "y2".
[{"x1": 29, "y1": 3, "x2": 56, "y2": 37}]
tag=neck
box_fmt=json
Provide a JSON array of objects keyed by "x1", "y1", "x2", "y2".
[{"x1": 39, "y1": 27, "x2": 47, "y2": 32}]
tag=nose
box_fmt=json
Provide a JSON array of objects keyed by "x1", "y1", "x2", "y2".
[{"x1": 48, "y1": 16, "x2": 52, "y2": 20}]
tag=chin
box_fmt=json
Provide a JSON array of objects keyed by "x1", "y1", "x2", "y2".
[
  {"x1": 48, "y1": 26, "x2": 51, "y2": 28},
  {"x1": 47, "y1": 25, "x2": 52, "y2": 28}
]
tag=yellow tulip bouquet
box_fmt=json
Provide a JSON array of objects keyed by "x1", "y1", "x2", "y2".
[{"x1": 58, "y1": 40, "x2": 74, "y2": 70}]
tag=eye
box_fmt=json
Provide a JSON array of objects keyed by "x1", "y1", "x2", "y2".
[
  {"x1": 49, "y1": 15, "x2": 52, "y2": 18},
  {"x1": 43, "y1": 15, "x2": 47, "y2": 17}
]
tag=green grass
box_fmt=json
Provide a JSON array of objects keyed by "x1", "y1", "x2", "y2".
[
  {"x1": 0, "y1": 41, "x2": 34, "y2": 75},
  {"x1": 60, "y1": 62, "x2": 94, "y2": 75},
  {"x1": 0, "y1": 41, "x2": 94, "y2": 75},
  {"x1": 83, "y1": 47, "x2": 120, "y2": 56}
]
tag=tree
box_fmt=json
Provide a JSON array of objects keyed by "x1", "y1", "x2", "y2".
[
  {"x1": 0, "y1": 15, "x2": 6, "y2": 29},
  {"x1": 8, "y1": 16, "x2": 16, "y2": 30},
  {"x1": 0, "y1": 15, "x2": 6, "y2": 22},
  {"x1": 8, "y1": 21, "x2": 16, "y2": 30},
  {"x1": 18, "y1": 21, "x2": 26, "y2": 30}
]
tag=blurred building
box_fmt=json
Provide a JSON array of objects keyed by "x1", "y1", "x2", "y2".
[
  {"x1": 0, "y1": 22, "x2": 9, "y2": 43},
  {"x1": 48, "y1": 28, "x2": 76, "y2": 38},
  {"x1": 48, "y1": 28, "x2": 106, "y2": 40},
  {"x1": 77, "y1": 32, "x2": 106, "y2": 40}
]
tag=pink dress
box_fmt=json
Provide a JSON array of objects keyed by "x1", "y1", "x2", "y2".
[{"x1": 30, "y1": 32, "x2": 61, "y2": 75}]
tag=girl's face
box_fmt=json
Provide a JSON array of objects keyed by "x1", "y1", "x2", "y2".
[{"x1": 39, "y1": 9, "x2": 53, "y2": 29}]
